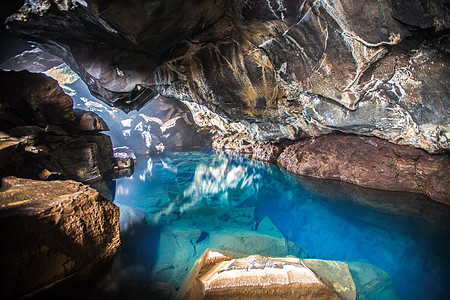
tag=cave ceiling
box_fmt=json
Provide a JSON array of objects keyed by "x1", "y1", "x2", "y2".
[{"x1": 1, "y1": 0, "x2": 449, "y2": 152}]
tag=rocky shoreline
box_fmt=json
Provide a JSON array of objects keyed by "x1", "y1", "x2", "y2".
[{"x1": 213, "y1": 133, "x2": 450, "y2": 204}]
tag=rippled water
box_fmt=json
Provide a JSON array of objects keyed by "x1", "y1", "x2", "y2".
[{"x1": 99, "y1": 150, "x2": 450, "y2": 300}]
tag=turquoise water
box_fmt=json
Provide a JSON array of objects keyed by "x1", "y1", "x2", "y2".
[{"x1": 104, "y1": 150, "x2": 450, "y2": 299}]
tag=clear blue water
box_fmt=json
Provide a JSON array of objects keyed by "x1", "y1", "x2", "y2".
[{"x1": 106, "y1": 150, "x2": 450, "y2": 300}]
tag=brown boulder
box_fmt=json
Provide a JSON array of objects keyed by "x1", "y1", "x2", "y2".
[
  {"x1": 277, "y1": 134, "x2": 449, "y2": 203},
  {"x1": 0, "y1": 177, "x2": 120, "y2": 298}
]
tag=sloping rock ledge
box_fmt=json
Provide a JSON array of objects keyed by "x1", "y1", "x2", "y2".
[{"x1": 0, "y1": 176, "x2": 120, "y2": 299}]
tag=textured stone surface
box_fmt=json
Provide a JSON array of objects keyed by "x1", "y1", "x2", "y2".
[
  {"x1": 70, "y1": 108, "x2": 109, "y2": 131},
  {"x1": 0, "y1": 176, "x2": 120, "y2": 299},
  {"x1": 302, "y1": 259, "x2": 356, "y2": 300},
  {"x1": 212, "y1": 133, "x2": 285, "y2": 163},
  {"x1": 212, "y1": 133, "x2": 256, "y2": 155},
  {"x1": 277, "y1": 134, "x2": 450, "y2": 203},
  {"x1": 179, "y1": 249, "x2": 355, "y2": 300},
  {"x1": 0, "y1": 70, "x2": 75, "y2": 127},
  {"x1": 0, "y1": 70, "x2": 120, "y2": 183},
  {"x1": 3, "y1": 0, "x2": 448, "y2": 153},
  {"x1": 347, "y1": 261, "x2": 398, "y2": 300}
]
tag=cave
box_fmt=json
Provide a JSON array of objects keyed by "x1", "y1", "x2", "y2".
[{"x1": 0, "y1": 1, "x2": 449, "y2": 299}]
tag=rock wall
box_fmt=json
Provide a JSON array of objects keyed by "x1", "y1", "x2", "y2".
[
  {"x1": 3, "y1": 0, "x2": 449, "y2": 153},
  {"x1": 213, "y1": 133, "x2": 450, "y2": 203},
  {"x1": 76, "y1": 93, "x2": 213, "y2": 155},
  {"x1": 0, "y1": 176, "x2": 120, "y2": 298},
  {"x1": 0, "y1": 70, "x2": 119, "y2": 183}
]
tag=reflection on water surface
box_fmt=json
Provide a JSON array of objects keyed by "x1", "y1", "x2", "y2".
[{"x1": 103, "y1": 150, "x2": 450, "y2": 300}]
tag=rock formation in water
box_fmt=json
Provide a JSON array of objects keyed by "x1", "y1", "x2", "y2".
[
  {"x1": 0, "y1": 176, "x2": 120, "y2": 299},
  {"x1": 179, "y1": 249, "x2": 397, "y2": 300},
  {"x1": 213, "y1": 132, "x2": 450, "y2": 203},
  {"x1": 0, "y1": 70, "x2": 128, "y2": 183},
  {"x1": 3, "y1": 0, "x2": 449, "y2": 153},
  {"x1": 278, "y1": 134, "x2": 450, "y2": 203}
]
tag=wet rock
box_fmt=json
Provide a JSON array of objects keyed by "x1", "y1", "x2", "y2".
[
  {"x1": 0, "y1": 176, "x2": 120, "y2": 299},
  {"x1": 213, "y1": 133, "x2": 286, "y2": 163},
  {"x1": 426, "y1": 163, "x2": 450, "y2": 204},
  {"x1": 256, "y1": 216, "x2": 284, "y2": 239},
  {"x1": 6, "y1": 125, "x2": 42, "y2": 145},
  {"x1": 179, "y1": 249, "x2": 346, "y2": 300},
  {"x1": 153, "y1": 8, "x2": 449, "y2": 152},
  {"x1": 53, "y1": 133, "x2": 116, "y2": 183},
  {"x1": 277, "y1": 135, "x2": 450, "y2": 203},
  {"x1": 209, "y1": 229, "x2": 309, "y2": 259},
  {"x1": 252, "y1": 142, "x2": 283, "y2": 163},
  {"x1": 347, "y1": 261, "x2": 398, "y2": 300},
  {"x1": 148, "y1": 203, "x2": 312, "y2": 292},
  {"x1": 277, "y1": 134, "x2": 450, "y2": 203},
  {"x1": 302, "y1": 259, "x2": 357, "y2": 300}
]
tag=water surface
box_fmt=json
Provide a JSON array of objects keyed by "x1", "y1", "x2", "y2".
[{"x1": 102, "y1": 150, "x2": 450, "y2": 300}]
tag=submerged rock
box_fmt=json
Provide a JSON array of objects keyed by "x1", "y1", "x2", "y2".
[
  {"x1": 347, "y1": 261, "x2": 398, "y2": 300},
  {"x1": 277, "y1": 134, "x2": 450, "y2": 203},
  {"x1": 147, "y1": 205, "x2": 311, "y2": 292},
  {"x1": 0, "y1": 176, "x2": 120, "y2": 298},
  {"x1": 179, "y1": 249, "x2": 354, "y2": 300},
  {"x1": 180, "y1": 249, "x2": 399, "y2": 300}
]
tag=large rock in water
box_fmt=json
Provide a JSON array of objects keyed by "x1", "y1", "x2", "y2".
[
  {"x1": 0, "y1": 176, "x2": 120, "y2": 298},
  {"x1": 277, "y1": 134, "x2": 450, "y2": 203},
  {"x1": 179, "y1": 249, "x2": 365, "y2": 300}
]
